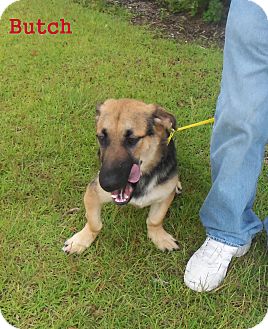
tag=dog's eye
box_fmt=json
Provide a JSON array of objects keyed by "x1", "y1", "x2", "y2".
[
  {"x1": 125, "y1": 136, "x2": 141, "y2": 147},
  {"x1": 97, "y1": 134, "x2": 108, "y2": 147},
  {"x1": 97, "y1": 129, "x2": 109, "y2": 147}
]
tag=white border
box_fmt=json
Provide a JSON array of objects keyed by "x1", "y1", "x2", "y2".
[
  {"x1": 249, "y1": 0, "x2": 268, "y2": 19},
  {"x1": 0, "y1": 0, "x2": 267, "y2": 328},
  {"x1": 0, "y1": 0, "x2": 19, "y2": 19},
  {"x1": 250, "y1": 311, "x2": 268, "y2": 329},
  {"x1": 0, "y1": 311, "x2": 18, "y2": 329}
]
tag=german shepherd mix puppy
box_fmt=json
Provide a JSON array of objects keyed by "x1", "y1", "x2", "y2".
[{"x1": 63, "y1": 99, "x2": 182, "y2": 254}]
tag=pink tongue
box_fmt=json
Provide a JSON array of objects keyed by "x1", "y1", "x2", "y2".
[{"x1": 128, "y1": 164, "x2": 141, "y2": 183}]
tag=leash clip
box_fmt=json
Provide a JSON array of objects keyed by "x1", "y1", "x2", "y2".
[
  {"x1": 167, "y1": 128, "x2": 176, "y2": 145},
  {"x1": 166, "y1": 117, "x2": 215, "y2": 145}
]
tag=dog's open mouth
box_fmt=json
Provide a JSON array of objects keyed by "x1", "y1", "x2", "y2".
[{"x1": 111, "y1": 164, "x2": 141, "y2": 205}]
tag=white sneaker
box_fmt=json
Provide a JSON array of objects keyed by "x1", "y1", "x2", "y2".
[{"x1": 184, "y1": 237, "x2": 251, "y2": 292}]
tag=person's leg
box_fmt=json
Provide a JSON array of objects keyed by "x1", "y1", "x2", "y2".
[
  {"x1": 185, "y1": 0, "x2": 268, "y2": 292},
  {"x1": 202, "y1": 0, "x2": 268, "y2": 246}
]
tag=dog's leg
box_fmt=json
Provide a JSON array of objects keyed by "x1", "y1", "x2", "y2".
[
  {"x1": 147, "y1": 191, "x2": 179, "y2": 251},
  {"x1": 63, "y1": 178, "x2": 111, "y2": 254}
]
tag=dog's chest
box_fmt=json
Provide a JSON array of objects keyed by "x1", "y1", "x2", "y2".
[{"x1": 130, "y1": 177, "x2": 166, "y2": 208}]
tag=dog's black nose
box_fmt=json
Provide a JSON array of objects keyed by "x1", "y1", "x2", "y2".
[{"x1": 99, "y1": 161, "x2": 133, "y2": 192}]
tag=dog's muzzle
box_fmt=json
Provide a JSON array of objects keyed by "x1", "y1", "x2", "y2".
[{"x1": 99, "y1": 162, "x2": 141, "y2": 205}]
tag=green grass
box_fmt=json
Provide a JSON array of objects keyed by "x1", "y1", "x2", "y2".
[{"x1": 0, "y1": 0, "x2": 267, "y2": 328}]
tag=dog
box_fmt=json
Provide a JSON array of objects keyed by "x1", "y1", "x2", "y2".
[{"x1": 63, "y1": 99, "x2": 182, "y2": 254}]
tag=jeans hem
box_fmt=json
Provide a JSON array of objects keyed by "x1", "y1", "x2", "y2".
[{"x1": 207, "y1": 234, "x2": 247, "y2": 247}]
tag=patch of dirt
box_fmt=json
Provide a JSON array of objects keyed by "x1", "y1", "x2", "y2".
[{"x1": 107, "y1": 0, "x2": 226, "y2": 47}]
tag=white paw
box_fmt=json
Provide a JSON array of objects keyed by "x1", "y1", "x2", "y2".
[
  {"x1": 62, "y1": 229, "x2": 96, "y2": 255},
  {"x1": 148, "y1": 228, "x2": 179, "y2": 251}
]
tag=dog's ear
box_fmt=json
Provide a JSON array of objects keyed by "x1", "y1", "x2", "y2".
[{"x1": 153, "y1": 105, "x2": 176, "y2": 130}]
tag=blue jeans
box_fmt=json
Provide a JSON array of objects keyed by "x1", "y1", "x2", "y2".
[{"x1": 200, "y1": 0, "x2": 268, "y2": 247}]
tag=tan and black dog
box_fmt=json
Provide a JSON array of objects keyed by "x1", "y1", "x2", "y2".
[{"x1": 63, "y1": 99, "x2": 182, "y2": 254}]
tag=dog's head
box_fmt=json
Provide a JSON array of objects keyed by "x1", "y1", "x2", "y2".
[{"x1": 96, "y1": 99, "x2": 176, "y2": 205}]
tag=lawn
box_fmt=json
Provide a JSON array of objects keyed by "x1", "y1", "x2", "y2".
[{"x1": 0, "y1": 0, "x2": 267, "y2": 328}]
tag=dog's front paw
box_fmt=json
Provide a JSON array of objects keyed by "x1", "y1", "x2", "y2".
[
  {"x1": 148, "y1": 227, "x2": 179, "y2": 252},
  {"x1": 62, "y1": 228, "x2": 97, "y2": 255}
]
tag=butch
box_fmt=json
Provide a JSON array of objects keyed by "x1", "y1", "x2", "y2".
[{"x1": 9, "y1": 18, "x2": 72, "y2": 35}]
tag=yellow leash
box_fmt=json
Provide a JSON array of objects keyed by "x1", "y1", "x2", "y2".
[{"x1": 167, "y1": 117, "x2": 215, "y2": 145}]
